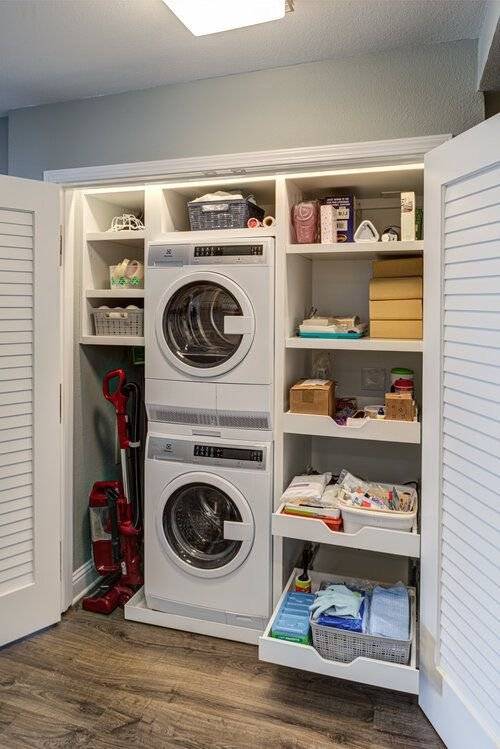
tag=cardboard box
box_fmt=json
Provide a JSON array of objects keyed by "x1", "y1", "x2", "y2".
[
  {"x1": 321, "y1": 195, "x2": 355, "y2": 242},
  {"x1": 372, "y1": 257, "x2": 423, "y2": 278},
  {"x1": 290, "y1": 379, "x2": 335, "y2": 417},
  {"x1": 385, "y1": 392, "x2": 417, "y2": 421},
  {"x1": 369, "y1": 299, "x2": 423, "y2": 320},
  {"x1": 401, "y1": 191, "x2": 416, "y2": 241},
  {"x1": 370, "y1": 320, "x2": 423, "y2": 339},
  {"x1": 369, "y1": 276, "x2": 423, "y2": 300}
]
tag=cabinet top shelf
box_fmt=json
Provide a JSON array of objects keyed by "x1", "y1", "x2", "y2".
[{"x1": 287, "y1": 241, "x2": 423, "y2": 260}]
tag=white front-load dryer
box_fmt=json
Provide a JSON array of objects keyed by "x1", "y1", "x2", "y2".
[
  {"x1": 145, "y1": 432, "x2": 272, "y2": 639},
  {"x1": 145, "y1": 236, "x2": 274, "y2": 438}
]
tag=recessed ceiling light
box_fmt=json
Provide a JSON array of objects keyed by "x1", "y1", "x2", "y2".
[{"x1": 163, "y1": 0, "x2": 288, "y2": 37}]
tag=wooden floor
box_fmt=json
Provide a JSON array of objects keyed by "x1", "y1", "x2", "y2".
[{"x1": 0, "y1": 606, "x2": 443, "y2": 749}]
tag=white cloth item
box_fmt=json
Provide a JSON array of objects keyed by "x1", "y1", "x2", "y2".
[
  {"x1": 191, "y1": 190, "x2": 256, "y2": 204},
  {"x1": 280, "y1": 473, "x2": 332, "y2": 504}
]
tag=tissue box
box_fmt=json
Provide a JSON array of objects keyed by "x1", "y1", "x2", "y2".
[
  {"x1": 321, "y1": 195, "x2": 355, "y2": 242},
  {"x1": 290, "y1": 380, "x2": 336, "y2": 417}
]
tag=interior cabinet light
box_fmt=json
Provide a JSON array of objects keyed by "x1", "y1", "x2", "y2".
[{"x1": 163, "y1": 0, "x2": 287, "y2": 36}]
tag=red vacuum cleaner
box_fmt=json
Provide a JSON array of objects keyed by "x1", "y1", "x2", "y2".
[{"x1": 83, "y1": 369, "x2": 143, "y2": 614}]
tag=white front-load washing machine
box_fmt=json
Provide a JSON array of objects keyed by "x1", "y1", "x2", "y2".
[
  {"x1": 145, "y1": 432, "x2": 272, "y2": 640},
  {"x1": 145, "y1": 236, "x2": 274, "y2": 438}
]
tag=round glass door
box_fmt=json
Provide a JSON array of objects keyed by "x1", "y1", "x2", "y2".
[
  {"x1": 162, "y1": 281, "x2": 243, "y2": 369},
  {"x1": 162, "y1": 482, "x2": 243, "y2": 570}
]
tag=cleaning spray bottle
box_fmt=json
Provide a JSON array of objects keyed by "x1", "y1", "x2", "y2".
[{"x1": 295, "y1": 543, "x2": 314, "y2": 593}]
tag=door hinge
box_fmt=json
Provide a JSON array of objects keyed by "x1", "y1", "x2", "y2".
[
  {"x1": 59, "y1": 225, "x2": 63, "y2": 266},
  {"x1": 59, "y1": 383, "x2": 62, "y2": 423}
]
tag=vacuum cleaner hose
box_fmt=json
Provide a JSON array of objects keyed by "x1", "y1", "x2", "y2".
[{"x1": 123, "y1": 382, "x2": 143, "y2": 529}]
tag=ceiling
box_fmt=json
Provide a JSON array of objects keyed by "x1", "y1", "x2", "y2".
[{"x1": 0, "y1": 0, "x2": 486, "y2": 116}]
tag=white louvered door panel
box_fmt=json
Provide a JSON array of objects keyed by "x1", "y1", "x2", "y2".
[
  {"x1": 0, "y1": 175, "x2": 61, "y2": 647},
  {"x1": 421, "y1": 115, "x2": 500, "y2": 749}
]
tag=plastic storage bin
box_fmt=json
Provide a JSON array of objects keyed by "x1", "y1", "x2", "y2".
[
  {"x1": 310, "y1": 577, "x2": 413, "y2": 665},
  {"x1": 340, "y1": 504, "x2": 417, "y2": 534},
  {"x1": 187, "y1": 198, "x2": 264, "y2": 231},
  {"x1": 91, "y1": 308, "x2": 144, "y2": 337}
]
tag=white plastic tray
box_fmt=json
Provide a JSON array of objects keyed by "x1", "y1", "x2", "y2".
[
  {"x1": 283, "y1": 411, "x2": 421, "y2": 444},
  {"x1": 259, "y1": 569, "x2": 419, "y2": 694}
]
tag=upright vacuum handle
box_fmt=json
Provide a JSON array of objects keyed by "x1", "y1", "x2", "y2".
[{"x1": 103, "y1": 369, "x2": 129, "y2": 449}]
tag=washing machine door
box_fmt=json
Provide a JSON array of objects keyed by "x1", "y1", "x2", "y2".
[
  {"x1": 157, "y1": 472, "x2": 255, "y2": 579},
  {"x1": 155, "y1": 271, "x2": 255, "y2": 377}
]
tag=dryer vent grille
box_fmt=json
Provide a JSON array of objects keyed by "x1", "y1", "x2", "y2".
[{"x1": 148, "y1": 404, "x2": 270, "y2": 430}]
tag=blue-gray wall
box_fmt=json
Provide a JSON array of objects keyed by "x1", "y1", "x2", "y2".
[
  {"x1": 0, "y1": 118, "x2": 8, "y2": 174},
  {"x1": 8, "y1": 39, "x2": 483, "y2": 180}
]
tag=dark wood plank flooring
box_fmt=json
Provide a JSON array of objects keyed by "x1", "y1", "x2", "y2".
[{"x1": 0, "y1": 606, "x2": 443, "y2": 748}]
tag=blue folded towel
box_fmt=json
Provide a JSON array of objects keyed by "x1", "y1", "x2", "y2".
[
  {"x1": 317, "y1": 597, "x2": 366, "y2": 632},
  {"x1": 369, "y1": 584, "x2": 409, "y2": 640}
]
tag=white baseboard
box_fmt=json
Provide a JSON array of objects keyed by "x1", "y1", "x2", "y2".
[{"x1": 72, "y1": 559, "x2": 99, "y2": 605}]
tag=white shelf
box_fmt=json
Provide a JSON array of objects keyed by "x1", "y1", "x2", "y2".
[
  {"x1": 85, "y1": 289, "x2": 144, "y2": 298},
  {"x1": 286, "y1": 336, "x2": 423, "y2": 352},
  {"x1": 272, "y1": 504, "x2": 420, "y2": 557},
  {"x1": 79, "y1": 335, "x2": 145, "y2": 346},
  {"x1": 283, "y1": 411, "x2": 420, "y2": 444},
  {"x1": 259, "y1": 569, "x2": 419, "y2": 694},
  {"x1": 287, "y1": 240, "x2": 423, "y2": 261},
  {"x1": 157, "y1": 227, "x2": 276, "y2": 242},
  {"x1": 86, "y1": 230, "x2": 146, "y2": 242}
]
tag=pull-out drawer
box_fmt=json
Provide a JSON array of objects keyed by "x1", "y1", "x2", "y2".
[{"x1": 259, "y1": 569, "x2": 419, "y2": 694}]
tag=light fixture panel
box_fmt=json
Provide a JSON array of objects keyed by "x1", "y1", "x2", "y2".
[{"x1": 164, "y1": 0, "x2": 286, "y2": 36}]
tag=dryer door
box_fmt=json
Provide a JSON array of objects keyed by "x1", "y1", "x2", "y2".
[
  {"x1": 155, "y1": 271, "x2": 255, "y2": 377},
  {"x1": 157, "y1": 472, "x2": 255, "y2": 579}
]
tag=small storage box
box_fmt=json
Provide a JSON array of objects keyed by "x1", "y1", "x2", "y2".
[
  {"x1": 187, "y1": 198, "x2": 264, "y2": 231},
  {"x1": 91, "y1": 308, "x2": 144, "y2": 337},
  {"x1": 290, "y1": 380, "x2": 335, "y2": 417}
]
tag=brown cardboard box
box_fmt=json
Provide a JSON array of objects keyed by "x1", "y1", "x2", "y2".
[
  {"x1": 369, "y1": 299, "x2": 423, "y2": 320},
  {"x1": 290, "y1": 380, "x2": 335, "y2": 417},
  {"x1": 372, "y1": 257, "x2": 423, "y2": 278},
  {"x1": 385, "y1": 392, "x2": 417, "y2": 421},
  {"x1": 369, "y1": 276, "x2": 423, "y2": 300},
  {"x1": 370, "y1": 320, "x2": 423, "y2": 339}
]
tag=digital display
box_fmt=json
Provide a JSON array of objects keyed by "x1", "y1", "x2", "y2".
[
  {"x1": 194, "y1": 444, "x2": 263, "y2": 462},
  {"x1": 194, "y1": 245, "x2": 263, "y2": 257}
]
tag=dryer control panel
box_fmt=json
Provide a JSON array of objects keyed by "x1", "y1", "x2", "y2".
[
  {"x1": 148, "y1": 436, "x2": 267, "y2": 470},
  {"x1": 148, "y1": 237, "x2": 273, "y2": 267}
]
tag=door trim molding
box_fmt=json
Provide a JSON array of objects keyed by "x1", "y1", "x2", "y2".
[{"x1": 44, "y1": 135, "x2": 450, "y2": 185}]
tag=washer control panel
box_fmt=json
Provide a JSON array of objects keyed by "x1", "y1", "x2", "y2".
[{"x1": 148, "y1": 436, "x2": 267, "y2": 470}]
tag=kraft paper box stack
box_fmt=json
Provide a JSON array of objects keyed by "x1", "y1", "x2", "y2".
[{"x1": 369, "y1": 257, "x2": 423, "y2": 339}]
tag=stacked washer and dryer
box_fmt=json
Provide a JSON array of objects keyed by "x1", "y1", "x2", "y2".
[{"x1": 144, "y1": 236, "x2": 275, "y2": 643}]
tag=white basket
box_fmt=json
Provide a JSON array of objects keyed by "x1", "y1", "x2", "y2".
[
  {"x1": 311, "y1": 575, "x2": 414, "y2": 665},
  {"x1": 91, "y1": 308, "x2": 144, "y2": 337},
  {"x1": 340, "y1": 504, "x2": 416, "y2": 533}
]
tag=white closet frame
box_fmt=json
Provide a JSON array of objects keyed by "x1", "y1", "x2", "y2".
[{"x1": 46, "y1": 133, "x2": 449, "y2": 619}]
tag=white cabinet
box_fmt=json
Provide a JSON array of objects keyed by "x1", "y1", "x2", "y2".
[{"x1": 42, "y1": 129, "x2": 499, "y2": 747}]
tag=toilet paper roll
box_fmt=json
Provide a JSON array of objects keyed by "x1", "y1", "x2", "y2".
[
  {"x1": 247, "y1": 217, "x2": 261, "y2": 229},
  {"x1": 263, "y1": 215, "x2": 276, "y2": 228}
]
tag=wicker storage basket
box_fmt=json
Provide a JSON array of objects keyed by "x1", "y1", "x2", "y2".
[
  {"x1": 311, "y1": 578, "x2": 413, "y2": 665},
  {"x1": 91, "y1": 308, "x2": 144, "y2": 337},
  {"x1": 188, "y1": 198, "x2": 264, "y2": 231}
]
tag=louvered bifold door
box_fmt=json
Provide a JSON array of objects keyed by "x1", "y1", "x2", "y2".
[
  {"x1": 420, "y1": 116, "x2": 500, "y2": 749},
  {"x1": 0, "y1": 175, "x2": 61, "y2": 647}
]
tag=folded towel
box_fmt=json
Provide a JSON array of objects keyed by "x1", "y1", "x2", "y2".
[
  {"x1": 369, "y1": 584, "x2": 410, "y2": 640},
  {"x1": 317, "y1": 597, "x2": 366, "y2": 632},
  {"x1": 309, "y1": 584, "x2": 363, "y2": 621}
]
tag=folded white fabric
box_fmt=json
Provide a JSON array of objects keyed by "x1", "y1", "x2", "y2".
[{"x1": 280, "y1": 473, "x2": 332, "y2": 503}]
